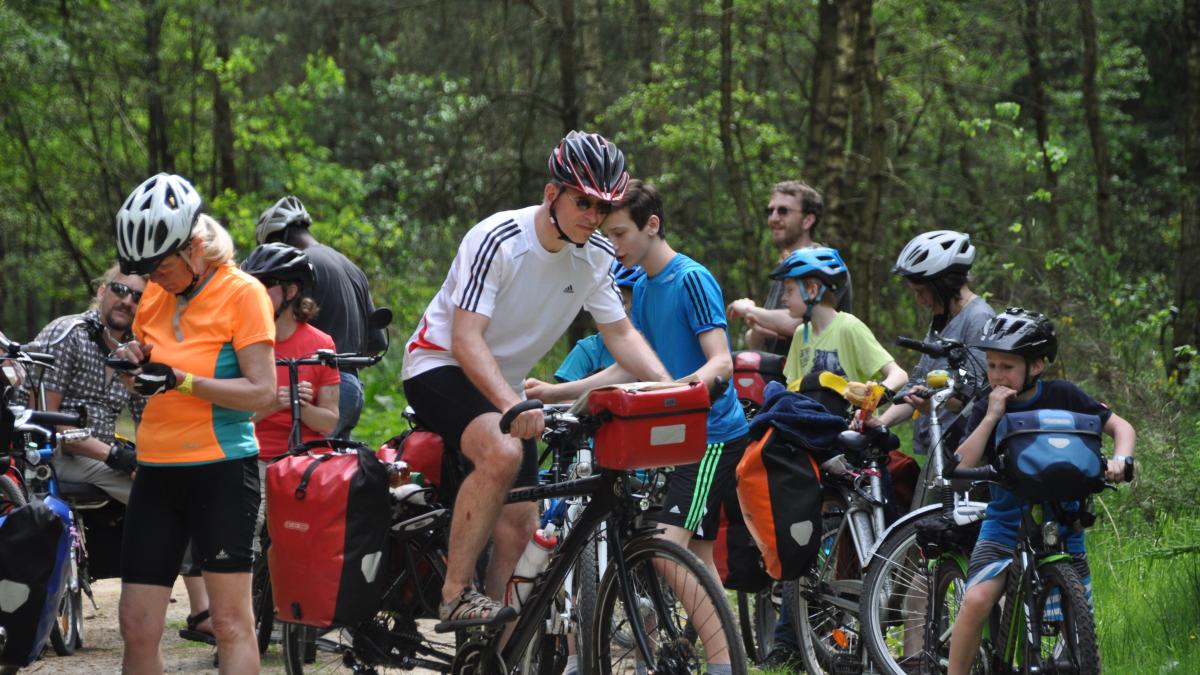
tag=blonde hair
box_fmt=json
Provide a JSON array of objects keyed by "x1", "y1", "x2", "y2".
[
  {"x1": 89, "y1": 263, "x2": 123, "y2": 310},
  {"x1": 191, "y1": 214, "x2": 236, "y2": 266}
]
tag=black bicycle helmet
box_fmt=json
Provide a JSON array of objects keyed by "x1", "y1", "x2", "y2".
[
  {"x1": 241, "y1": 243, "x2": 315, "y2": 289},
  {"x1": 548, "y1": 131, "x2": 630, "y2": 203},
  {"x1": 974, "y1": 307, "x2": 1058, "y2": 363}
]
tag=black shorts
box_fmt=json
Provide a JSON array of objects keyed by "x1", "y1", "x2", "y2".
[
  {"x1": 403, "y1": 366, "x2": 538, "y2": 488},
  {"x1": 121, "y1": 456, "x2": 259, "y2": 586},
  {"x1": 653, "y1": 435, "x2": 749, "y2": 541}
]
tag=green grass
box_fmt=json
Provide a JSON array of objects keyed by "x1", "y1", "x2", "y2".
[{"x1": 1089, "y1": 508, "x2": 1200, "y2": 673}]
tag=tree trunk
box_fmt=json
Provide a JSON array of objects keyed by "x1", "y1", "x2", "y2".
[
  {"x1": 558, "y1": 0, "x2": 580, "y2": 133},
  {"x1": 212, "y1": 3, "x2": 237, "y2": 192},
  {"x1": 818, "y1": 0, "x2": 855, "y2": 242},
  {"x1": 144, "y1": 0, "x2": 173, "y2": 175},
  {"x1": 854, "y1": 0, "x2": 885, "y2": 326},
  {"x1": 804, "y1": 0, "x2": 840, "y2": 177},
  {"x1": 1021, "y1": 0, "x2": 1061, "y2": 243},
  {"x1": 632, "y1": 0, "x2": 656, "y2": 83},
  {"x1": 719, "y1": 0, "x2": 757, "y2": 298},
  {"x1": 1077, "y1": 0, "x2": 1114, "y2": 251},
  {"x1": 1174, "y1": 0, "x2": 1200, "y2": 383}
]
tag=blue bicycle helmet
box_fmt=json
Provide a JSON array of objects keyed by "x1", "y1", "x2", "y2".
[
  {"x1": 768, "y1": 247, "x2": 849, "y2": 290},
  {"x1": 610, "y1": 261, "x2": 646, "y2": 289}
]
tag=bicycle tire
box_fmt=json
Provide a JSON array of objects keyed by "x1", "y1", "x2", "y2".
[
  {"x1": 0, "y1": 473, "x2": 26, "y2": 513},
  {"x1": 573, "y1": 532, "x2": 599, "y2": 668},
  {"x1": 592, "y1": 536, "x2": 747, "y2": 674},
  {"x1": 1030, "y1": 561, "x2": 1099, "y2": 675},
  {"x1": 795, "y1": 512, "x2": 862, "y2": 673},
  {"x1": 251, "y1": 551, "x2": 274, "y2": 654},
  {"x1": 860, "y1": 517, "x2": 932, "y2": 674},
  {"x1": 735, "y1": 591, "x2": 758, "y2": 661},
  {"x1": 49, "y1": 586, "x2": 82, "y2": 655}
]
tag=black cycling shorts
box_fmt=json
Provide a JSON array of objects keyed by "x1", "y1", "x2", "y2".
[
  {"x1": 121, "y1": 456, "x2": 259, "y2": 586},
  {"x1": 653, "y1": 435, "x2": 749, "y2": 541},
  {"x1": 403, "y1": 366, "x2": 538, "y2": 489}
]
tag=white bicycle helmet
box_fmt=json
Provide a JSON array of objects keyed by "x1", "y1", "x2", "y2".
[
  {"x1": 116, "y1": 173, "x2": 203, "y2": 275},
  {"x1": 893, "y1": 230, "x2": 975, "y2": 280},
  {"x1": 255, "y1": 196, "x2": 312, "y2": 244}
]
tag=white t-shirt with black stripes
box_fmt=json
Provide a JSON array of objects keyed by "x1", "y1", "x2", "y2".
[{"x1": 402, "y1": 205, "x2": 625, "y2": 392}]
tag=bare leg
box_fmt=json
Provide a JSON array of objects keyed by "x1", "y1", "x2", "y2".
[
  {"x1": 442, "y1": 412, "x2": 525, "y2": 604},
  {"x1": 947, "y1": 576, "x2": 1004, "y2": 675},
  {"x1": 203, "y1": 570, "x2": 259, "y2": 674},
  {"x1": 656, "y1": 523, "x2": 731, "y2": 665},
  {"x1": 484, "y1": 501, "x2": 539, "y2": 600},
  {"x1": 119, "y1": 582, "x2": 172, "y2": 674}
]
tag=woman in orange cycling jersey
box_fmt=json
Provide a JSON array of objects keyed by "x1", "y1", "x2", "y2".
[{"x1": 113, "y1": 173, "x2": 276, "y2": 674}]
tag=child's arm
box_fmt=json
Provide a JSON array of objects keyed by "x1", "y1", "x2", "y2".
[
  {"x1": 955, "y1": 385, "x2": 1017, "y2": 467},
  {"x1": 1102, "y1": 412, "x2": 1136, "y2": 482},
  {"x1": 877, "y1": 361, "x2": 909, "y2": 397},
  {"x1": 525, "y1": 363, "x2": 632, "y2": 403},
  {"x1": 691, "y1": 327, "x2": 735, "y2": 393}
]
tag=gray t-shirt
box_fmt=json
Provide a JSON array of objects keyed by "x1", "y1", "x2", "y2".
[{"x1": 898, "y1": 296, "x2": 995, "y2": 455}]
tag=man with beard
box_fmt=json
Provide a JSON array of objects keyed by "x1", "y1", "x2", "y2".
[
  {"x1": 727, "y1": 180, "x2": 852, "y2": 356},
  {"x1": 30, "y1": 264, "x2": 146, "y2": 500}
]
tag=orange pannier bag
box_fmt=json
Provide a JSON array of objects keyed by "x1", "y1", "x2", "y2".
[{"x1": 735, "y1": 427, "x2": 824, "y2": 580}]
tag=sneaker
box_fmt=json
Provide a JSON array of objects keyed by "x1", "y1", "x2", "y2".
[
  {"x1": 433, "y1": 587, "x2": 516, "y2": 632},
  {"x1": 760, "y1": 644, "x2": 805, "y2": 672}
]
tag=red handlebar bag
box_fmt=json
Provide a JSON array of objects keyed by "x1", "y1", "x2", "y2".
[
  {"x1": 267, "y1": 445, "x2": 390, "y2": 628},
  {"x1": 588, "y1": 382, "x2": 711, "y2": 470}
]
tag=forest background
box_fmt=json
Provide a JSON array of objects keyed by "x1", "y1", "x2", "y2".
[{"x1": 2, "y1": 0, "x2": 1199, "y2": 670}]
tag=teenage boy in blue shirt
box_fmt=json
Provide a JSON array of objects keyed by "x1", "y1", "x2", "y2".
[
  {"x1": 947, "y1": 308, "x2": 1135, "y2": 675},
  {"x1": 526, "y1": 180, "x2": 747, "y2": 673}
]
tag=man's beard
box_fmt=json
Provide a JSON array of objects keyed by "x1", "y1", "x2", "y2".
[{"x1": 103, "y1": 307, "x2": 133, "y2": 334}]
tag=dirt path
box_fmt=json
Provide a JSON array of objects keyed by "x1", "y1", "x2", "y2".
[{"x1": 21, "y1": 578, "x2": 452, "y2": 674}]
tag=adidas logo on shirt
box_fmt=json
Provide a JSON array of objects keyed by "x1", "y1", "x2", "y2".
[{"x1": 563, "y1": 284, "x2": 575, "y2": 294}]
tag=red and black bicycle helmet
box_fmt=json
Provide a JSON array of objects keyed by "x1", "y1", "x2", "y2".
[{"x1": 548, "y1": 131, "x2": 630, "y2": 203}]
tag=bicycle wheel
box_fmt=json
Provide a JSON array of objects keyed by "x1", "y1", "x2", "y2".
[
  {"x1": 794, "y1": 512, "x2": 862, "y2": 673},
  {"x1": 49, "y1": 584, "x2": 83, "y2": 655},
  {"x1": 593, "y1": 536, "x2": 747, "y2": 674},
  {"x1": 1031, "y1": 561, "x2": 1099, "y2": 675},
  {"x1": 735, "y1": 585, "x2": 779, "y2": 663},
  {"x1": 251, "y1": 551, "x2": 274, "y2": 654}
]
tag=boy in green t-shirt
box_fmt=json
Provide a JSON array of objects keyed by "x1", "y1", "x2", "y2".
[{"x1": 774, "y1": 247, "x2": 908, "y2": 395}]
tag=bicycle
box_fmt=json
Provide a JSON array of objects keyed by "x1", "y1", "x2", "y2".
[
  {"x1": 917, "y1": 454, "x2": 1133, "y2": 675},
  {"x1": 858, "y1": 336, "x2": 991, "y2": 675},
  {"x1": 277, "y1": 386, "x2": 748, "y2": 674}
]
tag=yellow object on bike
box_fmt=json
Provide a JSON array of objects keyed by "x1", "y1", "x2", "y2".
[{"x1": 926, "y1": 369, "x2": 950, "y2": 389}]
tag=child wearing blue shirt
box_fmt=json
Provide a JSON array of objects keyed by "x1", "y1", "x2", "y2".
[{"x1": 947, "y1": 308, "x2": 1135, "y2": 675}]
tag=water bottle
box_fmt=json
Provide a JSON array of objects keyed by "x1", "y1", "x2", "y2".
[{"x1": 505, "y1": 524, "x2": 558, "y2": 613}]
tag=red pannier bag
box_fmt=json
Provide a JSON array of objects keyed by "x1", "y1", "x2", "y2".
[
  {"x1": 732, "y1": 351, "x2": 786, "y2": 407},
  {"x1": 587, "y1": 381, "x2": 711, "y2": 470},
  {"x1": 377, "y1": 429, "x2": 445, "y2": 489},
  {"x1": 267, "y1": 445, "x2": 390, "y2": 628}
]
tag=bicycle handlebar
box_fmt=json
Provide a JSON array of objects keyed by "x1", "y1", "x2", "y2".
[
  {"x1": 274, "y1": 350, "x2": 381, "y2": 370},
  {"x1": 13, "y1": 407, "x2": 86, "y2": 430},
  {"x1": 499, "y1": 399, "x2": 544, "y2": 434}
]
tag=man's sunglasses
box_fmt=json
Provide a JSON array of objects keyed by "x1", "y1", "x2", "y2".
[
  {"x1": 765, "y1": 206, "x2": 792, "y2": 217},
  {"x1": 108, "y1": 281, "x2": 143, "y2": 304},
  {"x1": 571, "y1": 195, "x2": 614, "y2": 215}
]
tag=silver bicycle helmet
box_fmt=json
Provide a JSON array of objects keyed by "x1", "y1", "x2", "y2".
[
  {"x1": 116, "y1": 174, "x2": 203, "y2": 275},
  {"x1": 893, "y1": 230, "x2": 975, "y2": 280},
  {"x1": 255, "y1": 196, "x2": 312, "y2": 244}
]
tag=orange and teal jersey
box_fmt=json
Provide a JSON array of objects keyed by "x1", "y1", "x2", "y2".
[{"x1": 133, "y1": 264, "x2": 275, "y2": 465}]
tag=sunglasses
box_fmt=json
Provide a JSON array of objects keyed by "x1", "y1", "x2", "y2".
[
  {"x1": 764, "y1": 206, "x2": 792, "y2": 217},
  {"x1": 108, "y1": 281, "x2": 143, "y2": 304},
  {"x1": 570, "y1": 194, "x2": 614, "y2": 215}
]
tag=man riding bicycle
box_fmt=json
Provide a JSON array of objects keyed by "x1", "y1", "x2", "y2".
[{"x1": 401, "y1": 130, "x2": 671, "y2": 628}]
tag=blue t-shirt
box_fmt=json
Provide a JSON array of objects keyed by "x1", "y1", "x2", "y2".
[
  {"x1": 631, "y1": 254, "x2": 748, "y2": 444},
  {"x1": 555, "y1": 334, "x2": 615, "y2": 383},
  {"x1": 964, "y1": 379, "x2": 1112, "y2": 549}
]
